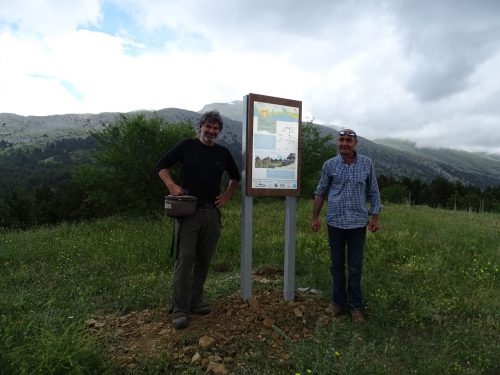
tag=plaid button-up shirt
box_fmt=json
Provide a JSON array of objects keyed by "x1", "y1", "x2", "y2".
[{"x1": 314, "y1": 152, "x2": 381, "y2": 229}]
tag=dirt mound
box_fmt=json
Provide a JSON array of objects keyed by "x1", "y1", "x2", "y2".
[{"x1": 87, "y1": 286, "x2": 333, "y2": 373}]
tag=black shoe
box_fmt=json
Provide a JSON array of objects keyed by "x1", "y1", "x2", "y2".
[
  {"x1": 351, "y1": 309, "x2": 365, "y2": 323},
  {"x1": 172, "y1": 313, "x2": 189, "y2": 329},
  {"x1": 332, "y1": 304, "x2": 349, "y2": 317},
  {"x1": 190, "y1": 305, "x2": 210, "y2": 315}
]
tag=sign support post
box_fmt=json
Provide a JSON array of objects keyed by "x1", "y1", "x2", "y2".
[
  {"x1": 283, "y1": 196, "x2": 297, "y2": 301},
  {"x1": 240, "y1": 195, "x2": 253, "y2": 301},
  {"x1": 240, "y1": 94, "x2": 253, "y2": 300}
]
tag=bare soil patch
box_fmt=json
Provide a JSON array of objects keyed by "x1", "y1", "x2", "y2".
[{"x1": 87, "y1": 278, "x2": 333, "y2": 373}]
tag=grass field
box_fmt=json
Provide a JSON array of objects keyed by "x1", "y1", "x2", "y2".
[{"x1": 0, "y1": 200, "x2": 499, "y2": 374}]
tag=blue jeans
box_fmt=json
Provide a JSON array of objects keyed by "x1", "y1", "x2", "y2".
[{"x1": 327, "y1": 225, "x2": 366, "y2": 310}]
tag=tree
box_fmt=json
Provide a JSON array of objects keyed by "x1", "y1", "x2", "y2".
[
  {"x1": 446, "y1": 190, "x2": 463, "y2": 210},
  {"x1": 73, "y1": 114, "x2": 196, "y2": 215},
  {"x1": 299, "y1": 121, "x2": 336, "y2": 198},
  {"x1": 34, "y1": 184, "x2": 58, "y2": 224},
  {"x1": 0, "y1": 198, "x2": 14, "y2": 228},
  {"x1": 482, "y1": 186, "x2": 500, "y2": 212},
  {"x1": 8, "y1": 188, "x2": 37, "y2": 228},
  {"x1": 381, "y1": 184, "x2": 409, "y2": 204},
  {"x1": 428, "y1": 177, "x2": 454, "y2": 207}
]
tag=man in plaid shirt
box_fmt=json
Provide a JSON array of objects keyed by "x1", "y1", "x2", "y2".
[{"x1": 311, "y1": 128, "x2": 381, "y2": 322}]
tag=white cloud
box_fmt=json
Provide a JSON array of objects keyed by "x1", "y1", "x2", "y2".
[
  {"x1": 0, "y1": 0, "x2": 101, "y2": 34},
  {"x1": 0, "y1": 0, "x2": 499, "y2": 154}
]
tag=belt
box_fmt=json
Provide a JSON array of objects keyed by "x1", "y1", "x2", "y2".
[{"x1": 197, "y1": 201, "x2": 217, "y2": 209}]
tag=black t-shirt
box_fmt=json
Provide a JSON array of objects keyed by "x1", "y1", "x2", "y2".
[{"x1": 156, "y1": 139, "x2": 240, "y2": 201}]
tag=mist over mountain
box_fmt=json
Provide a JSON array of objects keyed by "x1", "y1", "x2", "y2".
[{"x1": 2, "y1": 103, "x2": 500, "y2": 189}]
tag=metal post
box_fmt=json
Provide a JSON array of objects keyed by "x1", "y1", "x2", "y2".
[
  {"x1": 240, "y1": 95, "x2": 252, "y2": 301},
  {"x1": 283, "y1": 196, "x2": 297, "y2": 301},
  {"x1": 240, "y1": 196, "x2": 253, "y2": 301}
]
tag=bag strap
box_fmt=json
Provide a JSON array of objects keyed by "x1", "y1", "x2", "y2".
[
  {"x1": 169, "y1": 218, "x2": 184, "y2": 259},
  {"x1": 169, "y1": 218, "x2": 176, "y2": 258}
]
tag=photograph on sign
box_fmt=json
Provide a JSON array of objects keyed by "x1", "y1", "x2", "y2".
[{"x1": 245, "y1": 94, "x2": 301, "y2": 196}]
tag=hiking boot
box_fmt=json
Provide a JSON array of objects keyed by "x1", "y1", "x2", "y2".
[
  {"x1": 332, "y1": 304, "x2": 348, "y2": 317},
  {"x1": 172, "y1": 312, "x2": 189, "y2": 330},
  {"x1": 351, "y1": 309, "x2": 365, "y2": 323},
  {"x1": 190, "y1": 305, "x2": 210, "y2": 316}
]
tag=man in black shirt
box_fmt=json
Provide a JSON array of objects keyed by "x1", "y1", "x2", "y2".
[{"x1": 156, "y1": 111, "x2": 240, "y2": 329}]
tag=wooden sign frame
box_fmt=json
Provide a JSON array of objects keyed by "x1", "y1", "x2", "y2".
[{"x1": 245, "y1": 93, "x2": 302, "y2": 197}]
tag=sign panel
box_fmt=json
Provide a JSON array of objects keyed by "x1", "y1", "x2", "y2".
[{"x1": 246, "y1": 93, "x2": 302, "y2": 196}]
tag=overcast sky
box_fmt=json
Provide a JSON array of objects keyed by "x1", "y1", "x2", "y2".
[{"x1": 1, "y1": 0, "x2": 500, "y2": 154}]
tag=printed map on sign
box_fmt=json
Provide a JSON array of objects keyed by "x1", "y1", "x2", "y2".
[{"x1": 252, "y1": 101, "x2": 299, "y2": 189}]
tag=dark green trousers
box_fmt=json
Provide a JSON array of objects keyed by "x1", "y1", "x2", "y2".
[{"x1": 172, "y1": 207, "x2": 221, "y2": 314}]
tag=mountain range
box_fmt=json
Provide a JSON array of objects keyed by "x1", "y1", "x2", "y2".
[
  {"x1": 2, "y1": 102, "x2": 500, "y2": 189},
  {"x1": 201, "y1": 101, "x2": 500, "y2": 189}
]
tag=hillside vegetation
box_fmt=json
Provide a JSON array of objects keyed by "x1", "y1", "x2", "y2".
[
  {"x1": 0, "y1": 115, "x2": 341, "y2": 228},
  {"x1": 1, "y1": 201, "x2": 498, "y2": 373},
  {"x1": 3, "y1": 105, "x2": 500, "y2": 188},
  {"x1": 1, "y1": 114, "x2": 500, "y2": 230}
]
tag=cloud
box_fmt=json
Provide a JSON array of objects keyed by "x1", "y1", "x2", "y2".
[
  {"x1": 0, "y1": 0, "x2": 101, "y2": 34},
  {"x1": 394, "y1": 0, "x2": 500, "y2": 102},
  {"x1": 0, "y1": 0, "x2": 499, "y2": 154}
]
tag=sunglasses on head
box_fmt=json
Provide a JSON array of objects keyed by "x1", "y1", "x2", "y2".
[{"x1": 338, "y1": 130, "x2": 356, "y2": 137}]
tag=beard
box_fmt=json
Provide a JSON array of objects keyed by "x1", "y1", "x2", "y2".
[{"x1": 201, "y1": 131, "x2": 218, "y2": 144}]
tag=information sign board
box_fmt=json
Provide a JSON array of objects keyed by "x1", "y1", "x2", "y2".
[{"x1": 245, "y1": 93, "x2": 302, "y2": 197}]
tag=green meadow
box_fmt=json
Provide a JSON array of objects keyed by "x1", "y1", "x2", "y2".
[{"x1": 1, "y1": 200, "x2": 499, "y2": 374}]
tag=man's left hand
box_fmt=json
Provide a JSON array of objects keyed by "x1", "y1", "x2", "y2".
[
  {"x1": 368, "y1": 217, "x2": 380, "y2": 233},
  {"x1": 215, "y1": 193, "x2": 230, "y2": 208}
]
